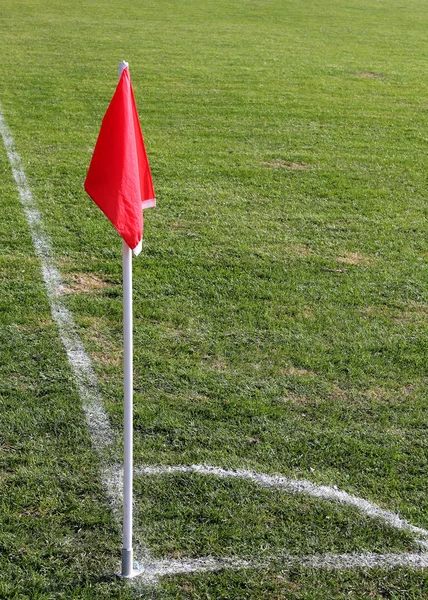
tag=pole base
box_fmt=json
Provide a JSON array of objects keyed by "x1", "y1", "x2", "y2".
[
  {"x1": 116, "y1": 548, "x2": 143, "y2": 579},
  {"x1": 116, "y1": 569, "x2": 143, "y2": 580}
]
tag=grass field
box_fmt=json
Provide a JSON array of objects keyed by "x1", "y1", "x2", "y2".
[{"x1": 0, "y1": 0, "x2": 427, "y2": 598}]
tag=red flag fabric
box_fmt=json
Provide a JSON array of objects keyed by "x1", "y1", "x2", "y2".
[{"x1": 84, "y1": 66, "x2": 155, "y2": 255}]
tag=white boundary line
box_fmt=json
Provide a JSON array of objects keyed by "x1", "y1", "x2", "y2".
[
  {"x1": 2, "y1": 106, "x2": 427, "y2": 587},
  {"x1": 135, "y1": 551, "x2": 428, "y2": 584},
  {"x1": 0, "y1": 107, "x2": 114, "y2": 453}
]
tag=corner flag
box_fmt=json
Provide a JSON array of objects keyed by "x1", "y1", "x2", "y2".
[
  {"x1": 85, "y1": 62, "x2": 155, "y2": 579},
  {"x1": 84, "y1": 65, "x2": 155, "y2": 255}
]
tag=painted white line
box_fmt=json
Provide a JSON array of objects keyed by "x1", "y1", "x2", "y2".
[
  {"x1": 134, "y1": 551, "x2": 428, "y2": 583},
  {"x1": 136, "y1": 464, "x2": 428, "y2": 549},
  {"x1": 0, "y1": 107, "x2": 113, "y2": 452},
  {"x1": 135, "y1": 556, "x2": 253, "y2": 584},
  {"x1": 295, "y1": 552, "x2": 428, "y2": 570}
]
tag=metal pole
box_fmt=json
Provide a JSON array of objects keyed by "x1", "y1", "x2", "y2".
[{"x1": 121, "y1": 238, "x2": 134, "y2": 577}]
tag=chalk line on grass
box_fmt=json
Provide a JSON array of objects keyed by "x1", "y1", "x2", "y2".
[
  {"x1": 133, "y1": 551, "x2": 428, "y2": 584},
  {"x1": 0, "y1": 107, "x2": 113, "y2": 453}
]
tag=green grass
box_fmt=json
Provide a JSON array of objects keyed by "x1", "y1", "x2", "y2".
[{"x1": 0, "y1": 0, "x2": 427, "y2": 597}]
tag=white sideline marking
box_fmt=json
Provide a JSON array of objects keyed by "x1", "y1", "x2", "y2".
[
  {"x1": 135, "y1": 552, "x2": 428, "y2": 584},
  {"x1": 0, "y1": 107, "x2": 113, "y2": 452}
]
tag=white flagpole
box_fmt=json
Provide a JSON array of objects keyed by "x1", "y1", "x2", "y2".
[
  {"x1": 118, "y1": 60, "x2": 140, "y2": 579},
  {"x1": 122, "y1": 240, "x2": 135, "y2": 578}
]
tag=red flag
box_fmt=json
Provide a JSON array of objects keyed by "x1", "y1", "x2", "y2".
[{"x1": 84, "y1": 66, "x2": 155, "y2": 255}]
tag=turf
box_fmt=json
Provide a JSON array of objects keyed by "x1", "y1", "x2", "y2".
[{"x1": 0, "y1": 0, "x2": 427, "y2": 597}]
